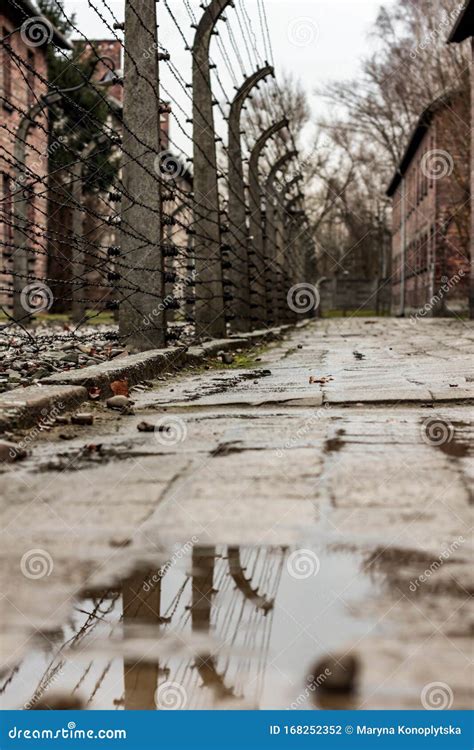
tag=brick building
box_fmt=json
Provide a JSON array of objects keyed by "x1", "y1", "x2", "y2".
[
  {"x1": 0, "y1": 0, "x2": 71, "y2": 309},
  {"x1": 448, "y1": 0, "x2": 474, "y2": 318},
  {"x1": 47, "y1": 39, "x2": 193, "y2": 320},
  {"x1": 387, "y1": 92, "x2": 471, "y2": 317},
  {"x1": 47, "y1": 38, "x2": 124, "y2": 314}
]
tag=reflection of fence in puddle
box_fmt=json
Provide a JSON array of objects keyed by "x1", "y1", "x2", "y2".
[
  {"x1": 11, "y1": 594, "x2": 121, "y2": 709},
  {"x1": 124, "y1": 545, "x2": 286, "y2": 709},
  {"x1": 11, "y1": 545, "x2": 285, "y2": 710}
]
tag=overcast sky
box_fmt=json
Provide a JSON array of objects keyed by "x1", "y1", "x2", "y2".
[{"x1": 62, "y1": 0, "x2": 384, "y2": 155}]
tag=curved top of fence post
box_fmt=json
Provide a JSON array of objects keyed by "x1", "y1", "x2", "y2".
[
  {"x1": 230, "y1": 64, "x2": 274, "y2": 117},
  {"x1": 193, "y1": 0, "x2": 234, "y2": 55},
  {"x1": 266, "y1": 150, "x2": 298, "y2": 197},
  {"x1": 249, "y1": 117, "x2": 289, "y2": 177}
]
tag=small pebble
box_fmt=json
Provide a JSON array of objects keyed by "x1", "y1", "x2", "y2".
[
  {"x1": 309, "y1": 653, "x2": 360, "y2": 694},
  {"x1": 106, "y1": 395, "x2": 133, "y2": 410},
  {"x1": 59, "y1": 352, "x2": 79, "y2": 364},
  {"x1": 137, "y1": 421, "x2": 155, "y2": 432},
  {"x1": 71, "y1": 413, "x2": 94, "y2": 426}
]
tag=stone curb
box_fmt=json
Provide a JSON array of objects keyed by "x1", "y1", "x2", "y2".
[
  {"x1": 40, "y1": 346, "x2": 186, "y2": 396},
  {"x1": 0, "y1": 325, "x2": 292, "y2": 433},
  {"x1": 0, "y1": 385, "x2": 88, "y2": 432}
]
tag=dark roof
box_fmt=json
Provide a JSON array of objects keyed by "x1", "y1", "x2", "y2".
[
  {"x1": 448, "y1": 0, "x2": 474, "y2": 43},
  {"x1": 386, "y1": 93, "x2": 453, "y2": 197},
  {"x1": 6, "y1": 0, "x2": 72, "y2": 49}
]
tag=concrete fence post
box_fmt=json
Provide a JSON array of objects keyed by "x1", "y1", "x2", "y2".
[
  {"x1": 122, "y1": 569, "x2": 161, "y2": 710},
  {"x1": 283, "y1": 193, "x2": 305, "y2": 321},
  {"x1": 119, "y1": 0, "x2": 165, "y2": 351},
  {"x1": 227, "y1": 65, "x2": 274, "y2": 333},
  {"x1": 265, "y1": 150, "x2": 297, "y2": 324},
  {"x1": 248, "y1": 118, "x2": 288, "y2": 328},
  {"x1": 192, "y1": 0, "x2": 233, "y2": 339}
]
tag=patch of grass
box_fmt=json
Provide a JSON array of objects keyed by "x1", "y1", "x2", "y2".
[{"x1": 191, "y1": 344, "x2": 269, "y2": 375}]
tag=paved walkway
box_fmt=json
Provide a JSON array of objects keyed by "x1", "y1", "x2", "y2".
[{"x1": 0, "y1": 318, "x2": 472, "y2": 710}]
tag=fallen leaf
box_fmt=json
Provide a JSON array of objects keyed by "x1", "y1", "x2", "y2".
[
  {"x1": 88, "y1": 386, "x2": 101, "y2": 399},
  {"x1": 83, "y1": 443, "x2": 104, "y2": 454},
  {"x1": 110, "y1": 379, "x2": 129, "y2": 397},
  {"x1": 309, "y1": 375, "x2": 334, "y2": 385}
]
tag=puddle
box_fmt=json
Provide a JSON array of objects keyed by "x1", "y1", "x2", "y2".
[
  {"x1": 0, "y1": 544, "x2": 377, "y2": 711},
  {"x1": 422, "y1": 419, "x2": 472, "y2": 460}
]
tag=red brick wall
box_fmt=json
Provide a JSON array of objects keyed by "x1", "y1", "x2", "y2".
[
  {"x1": 0, "y1": 17, "x2": 49, "y2": 308},
  {"x1": 391, "y1": 95, "x2": 470, "y2": 316}
]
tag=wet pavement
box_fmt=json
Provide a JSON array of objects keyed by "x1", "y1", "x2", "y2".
[{"x1": 0, "y1": 317, "x2": 473, "y2": 710}]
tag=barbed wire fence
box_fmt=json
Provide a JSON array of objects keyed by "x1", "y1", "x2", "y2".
[{"x1": 0, "y1": 0, "x2": 317, "y2": 361}]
